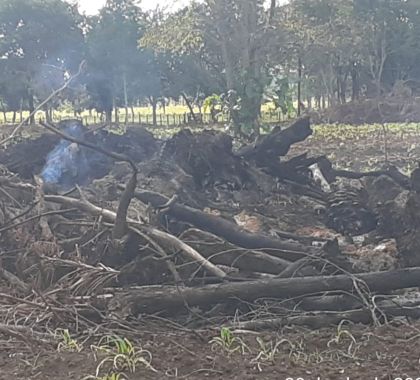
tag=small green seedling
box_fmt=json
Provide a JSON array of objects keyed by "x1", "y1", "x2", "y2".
[
  {"x1": 327, "y1": 321, "x2": 360, "y2": 358},
  {"x1": 210, "y1": 327, "x2": 250, "y2": 355},
  {"x1": 55, "y1": 328, "x2": 82, "y2": 353},
  {"x1": 91, "y1": 335, "x2": 156, "y2": 376}
]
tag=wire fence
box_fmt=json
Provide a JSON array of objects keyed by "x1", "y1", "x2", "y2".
[{"x1": 0, "y1": 110, "x2": 292, "y2": 126}]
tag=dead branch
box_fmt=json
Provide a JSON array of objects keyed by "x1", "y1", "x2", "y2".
[
  {"x1": 0, "y1": 176, "x2": 36, "y2": 191},
  {"x1": 112, "y1": 171, "x2": 137, "y2": 240},
  {"x1": 140, "y1": 225, "x2": 227, "y2": 279},
  {"x1": 0, "y1": 323, "x2": 53, "y2": 347},
  {"x1": 34, "y1": 177, "x2": 55, "y2": 240},
  {"x1": 44, "y1": 194, "x2": 227, "y2": 279},
  {"x1": 180, "y1": 228, "x2": 290, "y2": 274},
  {"x1": 129, "y1": 226, "x2": 184, "y2": 286},
  {"x1": 0, "y1": 209, "x2": 76, "y2": 234},
  {"x1": 0, "y1": 267, "x2": 30, "y2": 294},
  {"x1": 121, "y1": 187, "x2": 320, "y2": 262},
  {"x1": 277, "y1": 257, "x2": 317, "y2": 278}
]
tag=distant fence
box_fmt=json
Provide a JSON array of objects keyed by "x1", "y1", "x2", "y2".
[{"x1": 0, "y1": 110, "x2": 291, "y2": 126}]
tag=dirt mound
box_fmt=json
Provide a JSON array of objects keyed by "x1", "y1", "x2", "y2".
[
  {"x1": 0, "y1": 120, "x2": 159, "y2": 184},
  {"x1": 316, "y1": 97, "x2": 420, "y2": 124}
]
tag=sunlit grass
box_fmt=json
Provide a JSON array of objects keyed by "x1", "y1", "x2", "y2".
[{"x1": 0, "y1": 101, "x2": 281, "y2": 125}]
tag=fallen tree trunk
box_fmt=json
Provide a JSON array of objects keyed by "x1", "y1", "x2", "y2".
[
  {"x1": 122, "y1": 187, "x2": 321, "y2": 262},
  {"x1": 180, "y1": 229, "x2": 290, "y2": 274},
  {"x1": 108, "y1": 267, "x2": 420, "y2": 316},
  {"x1": 227, "y1": 302, "x2": 420, "y2": 330}
]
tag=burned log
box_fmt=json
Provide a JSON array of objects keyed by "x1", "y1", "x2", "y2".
[
  {"x1": 180, "y1": 229, "x2": 290, "y2": 274},
  {"x1": 123, "y1": 187, "x2": 322, "y2": 262},
  {"x1": 317, "y1": 156, "x2": 411, "y2": 190},
  {"x1": 235, "y1": 117, "x2": 315, "y2": 182},
  {"x1": 236, "y1": 117, "x2": 312, "y2": 161},
  {"x1": 108, "y1": 267, "x2": 420, "y2": 316},
  {"x1": 228, "y1": 301, "x2": 420, "y2": 330}
]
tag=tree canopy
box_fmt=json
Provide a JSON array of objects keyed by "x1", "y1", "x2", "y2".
[{"x1": 0, "y1": 0, "x2": 420, "y2": 131}]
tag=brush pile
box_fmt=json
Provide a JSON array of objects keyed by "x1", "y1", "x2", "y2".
[{"x1": 1, "y1": 117, "x2": 420, "y2": 343}]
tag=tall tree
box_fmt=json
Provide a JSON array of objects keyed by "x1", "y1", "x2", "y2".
[
  {"x1": 144, "y1": 1, "x2": 278, "y2": 136},
  {"x1": 0, "y1": 0, "x2": 84, "y2": 123},
  {"x1": 142, "y1": 5, "x2": 224, "y2": 121},
  {"x1": 202, "y1": 0, "x2": 277, "y2": 136},
  {"x1": 85, "y1": 0, "x2": 147, "y2": 122}
]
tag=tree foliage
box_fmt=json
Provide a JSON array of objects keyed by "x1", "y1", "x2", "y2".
[
  {"x1": 0, "y1": 0, "x2": 84, "y2": 120},
  {"x1": 0, "y1": 0, "x2": 419, "y2": 130}
]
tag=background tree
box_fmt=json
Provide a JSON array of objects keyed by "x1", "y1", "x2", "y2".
[
  {"x1": 0, "y1": 0, "x2": 84, "y2": 123},
  {"x1": 85, "y1": 0, "x2": 149, "y2": 123}
]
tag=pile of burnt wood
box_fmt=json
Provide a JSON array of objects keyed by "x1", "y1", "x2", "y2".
[{"x1": 1, "y1": 117, "x2": 420, "y2": 332}]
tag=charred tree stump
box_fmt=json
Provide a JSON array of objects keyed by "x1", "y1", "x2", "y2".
[
  {"x1": 235, "y1": 117, "x2": 319, "y2": 184},
  {"x1": 236, "y1": 117, "x2": 312, "y2": 162}
]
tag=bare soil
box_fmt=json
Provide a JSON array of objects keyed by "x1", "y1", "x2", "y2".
[{"x1": 2, "y1": 321, "x2": 420, "y2": 379}]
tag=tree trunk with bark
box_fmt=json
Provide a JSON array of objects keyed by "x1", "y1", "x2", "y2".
[
  {"x1": 297, "y1": 56, "x2": 302, "y2": 116},
  {"x1": 105, "y1": 108, "x2": 112, "y2": 123},
  {"x1": 108, "y1": 267, "x2": 420, "y2": 316},
  {"x1": 181, "y1": 93, "x2": 198, "y2": 123},
  {"x1": 149, "y1": 97, "x2": 158, "y2": 127},
  {"x1": 123, "y1": 72, "x2": 129, "y2": 125},
  {"x1": 28, "y1": 92, "x2": 35, "y2": 125}
]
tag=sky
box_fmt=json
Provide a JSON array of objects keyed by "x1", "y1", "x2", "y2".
[
  {"x1": 74, "y1": 0, "x2": 190, "y2": 14},
  {"x1": 74, "y1": 0, "x2": 288, "y2": 15}
]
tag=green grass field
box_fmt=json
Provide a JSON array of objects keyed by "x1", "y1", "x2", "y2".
[{"x1": 0, "y1": 102, "x2": 285, "y2": 125}]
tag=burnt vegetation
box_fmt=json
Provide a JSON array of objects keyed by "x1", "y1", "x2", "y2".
[
  {"x1": 2, "y1": 0, "x2": 420, "y2": 379},
  {"x1": 2, "y1": 117, "x2": 420, "y2": 375}
]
